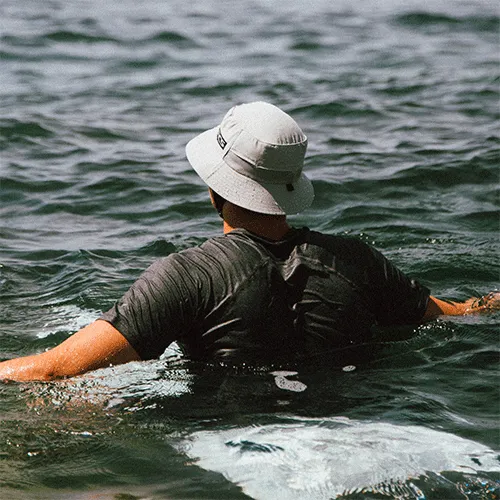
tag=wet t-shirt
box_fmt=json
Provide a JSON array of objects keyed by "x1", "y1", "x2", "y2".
[{"x1": 100, "y1": 228, "x2": 430, "y2": 363}]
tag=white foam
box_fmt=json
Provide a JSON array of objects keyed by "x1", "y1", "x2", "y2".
[
  {"x1": 179, "y1": 417, "x2": 500, "y2": 500},
  {"x1": 36, "y1": 305, "x2": 101, "y2": 338}
]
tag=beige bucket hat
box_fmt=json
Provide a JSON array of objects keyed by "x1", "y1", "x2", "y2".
[{"x1": 186, "y1": 101, "x2": 314, "y2": 215}]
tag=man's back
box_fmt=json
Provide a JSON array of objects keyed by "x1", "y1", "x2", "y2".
[{"x1": 100, "y1": 228, "x2": 430, "y2": 364}]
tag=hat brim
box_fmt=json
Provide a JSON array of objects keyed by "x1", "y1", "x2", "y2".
[{"x1": 186, "y1": 126, "x2": 314, "y2": 215}]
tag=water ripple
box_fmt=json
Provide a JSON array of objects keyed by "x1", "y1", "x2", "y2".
[{"x1": 394, "y1": 12, "x2": 500, "y2": 33}]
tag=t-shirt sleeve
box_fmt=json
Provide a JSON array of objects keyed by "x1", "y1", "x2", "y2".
[
  {"x1": 99, "y1": 254, "x2": 200, "y2": 360},
  {"x1": 361, "y1": 243, "x2": 430, "y2": 325}
]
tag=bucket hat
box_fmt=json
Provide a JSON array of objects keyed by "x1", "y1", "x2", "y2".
[{"x1": 186, "y1": 101, "x2": 314, "y2": 215}]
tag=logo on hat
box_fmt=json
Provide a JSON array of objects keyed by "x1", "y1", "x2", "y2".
[{"x1": 216, "y1": 129, "x2": 227, "y2": 150}]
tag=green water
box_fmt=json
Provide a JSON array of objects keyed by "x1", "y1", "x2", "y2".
[{"x1": 1, "y1": 0, "x2": 499, "y2": 498}]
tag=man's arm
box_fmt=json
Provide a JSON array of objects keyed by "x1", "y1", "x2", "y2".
[
  {"x1": 0, "y1": 320, "x2": 141, "y2": 382},
  {"x1": 422, "y1": 292, "x2": 500, "y2": 321}
]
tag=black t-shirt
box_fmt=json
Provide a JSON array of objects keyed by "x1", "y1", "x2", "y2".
[{"x1": 100, "y1": 228, "x2": 430, "y2": 363}]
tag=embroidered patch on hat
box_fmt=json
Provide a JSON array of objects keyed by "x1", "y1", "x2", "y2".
[{"x1": 216, "y1": 129, "x2": 227, "y2": 150}]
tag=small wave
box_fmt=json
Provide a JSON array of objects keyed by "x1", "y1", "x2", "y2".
[
  {"x1": 294, "y1": 101, "x2": 384, "y2": 119},
  {"x1": 183, "y1": 81, "x2": 253, "y2": 98},
  {"x1": 146, "y1": 31, "x2": 199, "y2": 47},
  {"x1": 1, "y1": 177, "x2": 71, "y2": 195},
  {"x1": 82, "y1": 175, "x2": 140, "y2": 195},
  {"x1": 74, "y1": 125, "x2": 132, "y2": 141},
  {"x1": 128, "y1": 76, "x2": 192, "y2": 92},
  {"x1": 382, "y1": 158, "x2": 498, "y2": 189},
  {"x1": 376, "y1": 83, "x2": 427, "y2": 97},
  {"x1": 327, "y1": 136, "x2": 368, "y2": 147},
  {"x1": 290, "y1": 41, "x2": 323, "y2": 51},
  {"x1": 135, "y1": 239, "x2": 178, "y2": 257},
  {"x1": 394, "y1": 12, "x2": 500, "y2": 33},
  {"x1": 1, "y1": 34, "x2": 48, "y2": 48},
  {"x1": 0, "y1": 119, "x2": 54, "y2": 140},
  {"x1": 44, "y1": 30, "x2": 118, "y2": 44},
  {"x1": 119, "y1": 59, "x2": 160, "y2": 69},
  {"x1": 1, "y1": 31, "x2": 118, "y2": 47},
  {"x1": 74, "y1": 158, "x2": 158, "y2": 173}
]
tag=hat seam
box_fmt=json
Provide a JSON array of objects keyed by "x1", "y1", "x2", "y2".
[{"x1": 224, "y1": 130, "x2": 308, "y2": 148}]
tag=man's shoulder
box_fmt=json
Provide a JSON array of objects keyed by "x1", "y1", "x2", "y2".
[
  {"x1": 164, "y1": 232, "x2": 270, "y2": 278},
  {"x1": 197, "y1": 231, "x2": 268, "y2": 257}
]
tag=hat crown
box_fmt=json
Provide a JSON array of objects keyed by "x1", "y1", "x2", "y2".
[
  {"x1": 227, "y1": 102, "x2": 306, "y2": 146},
  {"x1": 219, "y1": 102, "x2": 308, "y2": 177}
]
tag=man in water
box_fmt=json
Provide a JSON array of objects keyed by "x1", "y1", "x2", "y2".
[{"x1": 0, "y1": 102, "x2": 498, "y2": 382}]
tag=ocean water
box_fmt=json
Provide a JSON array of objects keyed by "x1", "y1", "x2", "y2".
[{"x1": 1, "y1": 0, "x2": 499, "y2": 498}]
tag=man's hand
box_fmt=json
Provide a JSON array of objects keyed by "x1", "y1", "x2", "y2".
[
  {"x1": 0, "y1": 320, "x2": 141, "y2": 382},
  {"x1": 423, "y1": 291, "x2": 500, "y2": 321},
  {"x1": 464, "y1": 292, "x2": 500, "y2": 313}
]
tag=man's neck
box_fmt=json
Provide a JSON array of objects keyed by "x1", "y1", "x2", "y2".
[{"x1": 222, "y1": 203, "x2": 291, "y2": 241}]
